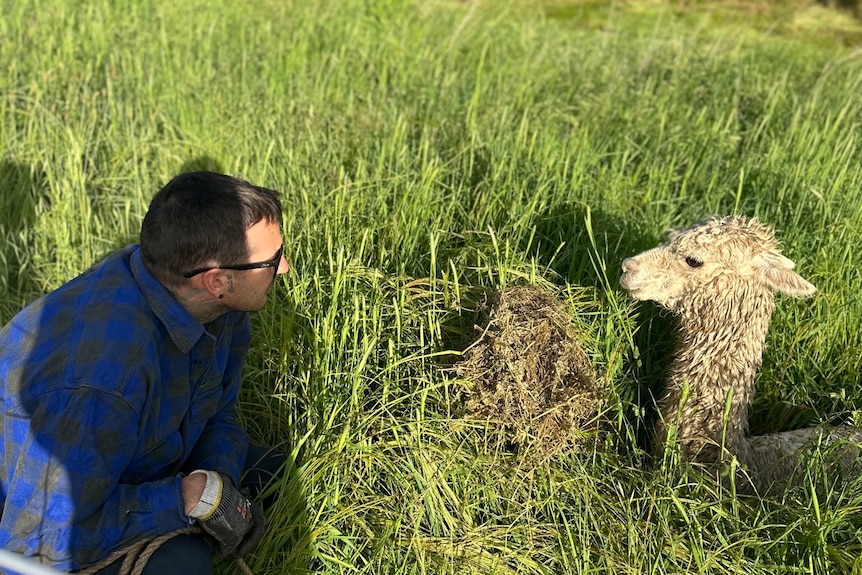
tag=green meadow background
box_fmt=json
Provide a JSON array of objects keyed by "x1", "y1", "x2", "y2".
[{"x1": 2, "y1": 0, "x2": 862, "y2": 573}]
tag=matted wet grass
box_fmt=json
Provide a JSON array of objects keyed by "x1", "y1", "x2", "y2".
[{"x1": 456, "y1": 286, "x2": 603, "y2": 458}]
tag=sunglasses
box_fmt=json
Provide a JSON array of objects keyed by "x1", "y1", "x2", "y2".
[{"x1": 183, "y1": 245, "x2": 283, "y2": 279}]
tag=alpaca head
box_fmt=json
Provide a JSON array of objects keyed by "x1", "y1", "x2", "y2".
[{"x1": 620, "y1": 216, "x2": 816, "y2": 315}]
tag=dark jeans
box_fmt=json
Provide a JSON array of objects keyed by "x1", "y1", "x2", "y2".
[{"x1": 90, "y1": 445, "x2": 287, "y2": 575}]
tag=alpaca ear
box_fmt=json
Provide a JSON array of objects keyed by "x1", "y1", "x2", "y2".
[
  {"x1": 665, "y1": 226, "x2": 686, "y2": 242},
  {"x1": 756, "y1": 253, "x2": 817, "y2": 297}
]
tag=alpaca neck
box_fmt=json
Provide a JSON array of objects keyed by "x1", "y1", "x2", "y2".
[{"x1": 660, "y1": 287, "x2": 775, "y2": 461}]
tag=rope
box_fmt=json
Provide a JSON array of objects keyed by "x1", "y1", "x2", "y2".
[
  {"x1": 75, "y1": 526, "x2": 254, "y2": 575},
  {"x1": 233, "y1": 557, "x2": 254, "y2": 575}
]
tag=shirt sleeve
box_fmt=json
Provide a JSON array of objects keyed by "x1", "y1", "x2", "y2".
[
  {"x1": 0, "y1": 386, "x2": 189, "y2": 570},
  {"x1": 182, "y1": 313, "x2": 251, "y2": 484}
]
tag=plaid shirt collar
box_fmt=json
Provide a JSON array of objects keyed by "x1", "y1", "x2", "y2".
[{"x1": 129, "y1": 246, "x2": 207, "y2": 354}]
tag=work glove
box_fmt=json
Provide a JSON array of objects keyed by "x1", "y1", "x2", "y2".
[{"x1": 187, "y1": 470, "x2": 266, "y2": 557}]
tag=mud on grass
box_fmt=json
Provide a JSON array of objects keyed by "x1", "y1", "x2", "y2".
[{"x1": 454, "y1": 285, "x2": 605, "y2": 460}]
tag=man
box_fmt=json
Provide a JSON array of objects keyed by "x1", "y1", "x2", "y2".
[{"x1": 0, "y1": 171, "x2": 289, "y2": 574}]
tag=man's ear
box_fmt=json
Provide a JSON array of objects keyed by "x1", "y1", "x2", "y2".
[{"x1": 199, "y1": 269, "x2": 227, "y2": 299}]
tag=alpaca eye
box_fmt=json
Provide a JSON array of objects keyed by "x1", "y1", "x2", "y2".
[{"x1": 685, "y1": 256, "x2": 703, "y2": 268}]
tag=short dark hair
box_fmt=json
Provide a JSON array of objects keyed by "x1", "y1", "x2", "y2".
[{"x1": 140, "y1": 171, "x2": 283, "y2": 287}]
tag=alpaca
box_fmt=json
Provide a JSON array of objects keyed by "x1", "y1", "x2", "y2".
[{"x1": 620, "y1": 215, "x2": 860, "y2": 493}]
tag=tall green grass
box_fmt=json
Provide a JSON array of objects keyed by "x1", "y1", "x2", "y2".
[{"x1": 2, "y1": 0, "x2": 862, "y2": 573}]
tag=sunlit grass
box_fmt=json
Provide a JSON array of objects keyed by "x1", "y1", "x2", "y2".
[{"x1": 1, "y1": 0, "x2": 862, "y2": 573}]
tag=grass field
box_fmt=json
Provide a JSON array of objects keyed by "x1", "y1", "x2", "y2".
[{"x1": 2, "y1": 0, "x2": 862, "y2": 573}]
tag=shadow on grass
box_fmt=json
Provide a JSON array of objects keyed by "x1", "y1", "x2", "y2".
[
  {"x1": 527, "y1": 203, "x2": 678, "y2": 454},
  {"x1": 179, "y1": 156, "x2": 226, "y2": 175},
  {"x1": 241, "y1": 283, "x2": 321, "y2": 571},
  {"x1": 93, "y1": 155, "x2": 230, "y2": 263},
  {"x1": 0, "y1": 159, "x2": 46, "y2": 323},
  {"x1": 239, "y1": 449, "x2": 316, "y2": 575}
]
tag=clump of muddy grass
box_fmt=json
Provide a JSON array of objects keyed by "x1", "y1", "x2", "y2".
[{"x1": 454, "y1": 285, "x2": 604, "y2": 460}]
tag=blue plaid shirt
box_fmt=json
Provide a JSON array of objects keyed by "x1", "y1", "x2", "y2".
[{"x1": 0, "y1": 245, "x2": 251, "y2": 570}]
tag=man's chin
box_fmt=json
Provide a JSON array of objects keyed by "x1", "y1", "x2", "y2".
[{"x1": 253, "y1": 294, "x2": 270, "y2": 312}]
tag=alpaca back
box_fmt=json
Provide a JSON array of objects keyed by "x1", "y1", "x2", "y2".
[{"x1": 745, "y1": 426, "x2": 862, "y2": 493}]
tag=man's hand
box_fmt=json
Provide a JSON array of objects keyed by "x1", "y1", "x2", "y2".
[
  {"x1": 186, "y1": 470, "x2": 265, "y2": 557},
  {"x1": 182, "y1": 473, "x2": 207, "y2": 514}
]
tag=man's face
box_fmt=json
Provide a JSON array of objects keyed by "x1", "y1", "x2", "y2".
[{"x1": 222, "y1": 219, "x2": 288, "y2": 311}]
